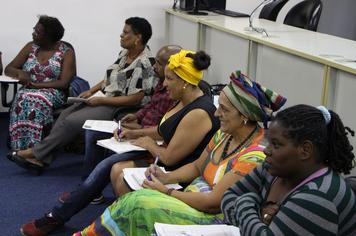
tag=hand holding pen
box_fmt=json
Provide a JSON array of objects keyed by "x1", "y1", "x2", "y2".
[{"x1": 147, "y1": 156, "x2": 159, "y2": 181}]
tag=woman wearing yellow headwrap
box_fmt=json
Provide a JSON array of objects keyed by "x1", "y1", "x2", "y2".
[
  {"x1": 73, "y1": 68, "x2": 286, "y2": 236},
  {"x1": 108, "y1": 50, "x2": 218, "y2": 195}
]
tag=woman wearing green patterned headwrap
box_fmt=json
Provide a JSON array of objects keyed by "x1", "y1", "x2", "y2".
[{"x1": 74, "y1": 70, "x2": 286, "y2": 236}]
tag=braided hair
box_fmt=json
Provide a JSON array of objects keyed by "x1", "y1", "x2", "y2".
[{"x1": 273, "y1": 104, "x2": 355, "y2": 174}]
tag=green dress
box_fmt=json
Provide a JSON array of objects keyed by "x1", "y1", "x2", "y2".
[{"x1": 74, "y1": 129, "x2": 266, "y2": 236}]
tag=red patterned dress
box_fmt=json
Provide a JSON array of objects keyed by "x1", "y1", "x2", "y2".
[{"x1": 9, "y1": 42, "x2": 69, "y2": 150}]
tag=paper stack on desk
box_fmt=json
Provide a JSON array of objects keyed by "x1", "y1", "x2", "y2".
[{"x1": 123, "y1": 167, "x2": 182, "y2": 191}]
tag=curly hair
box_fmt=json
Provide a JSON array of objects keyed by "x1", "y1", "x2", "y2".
[
  {"x1": 38, "y1": 15, "x2": 65, "y2": 42},
  {"x1": 125, "y1": 17, "x2": 152, "y2": 45},
  {"x1": 273, "y1": 104, "x2": 355, "y2": 174}
]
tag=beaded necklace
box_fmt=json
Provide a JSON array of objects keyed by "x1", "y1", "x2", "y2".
[{"x1": 221, "y1": 126, "x2": 258, "y2": 160}]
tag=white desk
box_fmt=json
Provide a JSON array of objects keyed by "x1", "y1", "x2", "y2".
[{"x1": 165, "y1": 9, "x2": 356, "y2": 175}]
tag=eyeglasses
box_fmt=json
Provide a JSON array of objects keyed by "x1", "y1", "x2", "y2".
[{"x1": 33, "y1": 25, "x2": 45, "y2": 37}]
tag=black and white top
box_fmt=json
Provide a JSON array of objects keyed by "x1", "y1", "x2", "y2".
[{"x1": 102, "y1": 46, "x2": 157, "y2": 106}]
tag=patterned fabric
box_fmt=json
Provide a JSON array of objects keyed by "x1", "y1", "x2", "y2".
[
  {"x1": 221, "y1": 165, "x2": 356, "y2": 236},
  {"x1": 135, "y1": 80, "x2": 175, "y2": 127},
  {"x1": 222, "y1": 70, "x2": 286, "y2": 127},
  {"x1": 75, "y1": 128, "x2": 267, "y2": 236},
  {"x1": 9, "y1": 42, "x2": 69, "y2": 150},
  {"x1": 167, "y1": 50, "x2": 203, "y2": 86},
  {"x1": 101, "y1": 46, "x2": 157, "y2": 106}
]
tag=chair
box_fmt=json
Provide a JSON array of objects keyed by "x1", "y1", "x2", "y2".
[
  {"x1": 198, "y1": 80, "x2": 213, "y2": 101},
  {"x1": 345, "y1": 176, "x2": 356, "y2": 194},
  {"x1": 283, "y1": 0, "x2": 322, "y2": 31},
  {"x1": 259, "y1": 0, "x2": 289, "y2": 22}
]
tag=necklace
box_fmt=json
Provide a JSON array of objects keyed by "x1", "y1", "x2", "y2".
[{"x1": 221, "y1": 126, "x2": 258, "y2": 160}]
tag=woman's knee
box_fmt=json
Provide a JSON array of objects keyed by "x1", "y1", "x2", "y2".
[{"x1": 110, "y1": 162, "x2": 125, "y2": 183}]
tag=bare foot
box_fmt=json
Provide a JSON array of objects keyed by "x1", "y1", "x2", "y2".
[
  {"x1": 17, "y1": 148, "x2": 35, "y2": 159},
  {"x1": 26, "y1": 158, "x2": 44, "y2": 167}
]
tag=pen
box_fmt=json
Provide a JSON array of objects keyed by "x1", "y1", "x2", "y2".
[
  {"x1": 117, "y1": 120, "x2": 122, "y2": 142},
  {"x1": 147, "y1": 156, "x2": 159, "y2": 181}
]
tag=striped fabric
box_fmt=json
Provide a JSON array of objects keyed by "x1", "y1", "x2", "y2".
[
  {"x1": 222, "y1": 71, "x2": 287, "y2": 127},
  {"x1": 221, "y1": 165, "x2": 356, "y2": 235}
]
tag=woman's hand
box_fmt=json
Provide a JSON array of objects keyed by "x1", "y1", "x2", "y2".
[
  {"x1": 121, "y1": 114, "x2": 138, "y2": 123},
  {"x1": 130, "y1": 136, "x2": 156, "y2": 149},
  {"x1": 142, "y1": 175, "x2": 169, "y2": 194},
  {"x1": 144, "y1": 164, "x2": 168, "y2": 184},
  {"x1": 86, "y1": 97, "x2": 103, "y2": 106},
  {"x1": 79, "y1": 90, "x2": 92, "y2": 98},
  {"x1": 17, "y1": 70, "x2": 31, "y2": 85},
  {"x1": 115, "y1": 128, "x2": 141, "y2": 140},
  {"x1": 260, "y1": 202, "x2": 279, "y2": 225}
]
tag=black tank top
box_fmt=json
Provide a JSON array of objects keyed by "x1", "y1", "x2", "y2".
[{"x1": 158, "y1": 95, "x2": 220, "y2": 171}]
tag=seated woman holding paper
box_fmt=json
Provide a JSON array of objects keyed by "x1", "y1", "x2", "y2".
[
  {"x1": 221, "y1": 104, "x2": 356, "y2": 235},
  {"x1": 7, "y1": 17, "x2": 157, "y2": 173},
  {"x1": 19, "y1": 49, "x2": 220, "y2": 236},
  {"x1": 5, "y1": 15, "x2": 75, "y2": 150},
  {"x1": 73, "y1": 71, "x2": 287, "y2": 236}
]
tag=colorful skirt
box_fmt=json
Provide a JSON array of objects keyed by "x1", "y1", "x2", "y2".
[
  {"x1": 75, "y1": 189, "x2": 224, "y2": 236},
  {"x1": 9, "y1": 88, "x2": 65, "y2": 150}
]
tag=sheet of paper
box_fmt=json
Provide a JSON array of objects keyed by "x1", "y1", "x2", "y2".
[
  {"x1": 123, "y1": 168, "x2": 182, "y2": 191},
  {"x1": 67, "y1": 90, "x2": 106, "y2": 104},
  {"x1": 82, "y1": 120, "x2": 118, "y2": 133},
  {"x1": 96, "y1": 137, "x2": 146, "y2": 154},
  {"x1": 154, "y1": 223, "x2": 240, "y2": 236}
]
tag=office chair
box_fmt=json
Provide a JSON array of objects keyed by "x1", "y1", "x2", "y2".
[
  {"x1": 345, "y1": 176, "x2": 356, "y2": 194},
  {"x1": 283, "y1": 0, "x2": 322, "y2": 31},
  {"x1": 259, "y1": 0, "x2": 289, "y2": 22}
]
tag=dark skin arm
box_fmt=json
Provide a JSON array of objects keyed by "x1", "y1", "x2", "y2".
[
  {"x1": 143, "y1": 149, "x2": 244, "y2": 214},
  {"x1": 5, "y1": 42, "x2": 32, "y2": 85},
  {"x1": 5, "y1": 42, "x2": 76, "y2": 89}
]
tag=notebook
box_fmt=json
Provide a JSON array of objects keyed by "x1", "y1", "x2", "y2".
[
  {"x1": 154, "y1": 222, "x2": 241, "y2": 236},
  {"x1": 123, "y1": 167, "x2": 182, "y2": 191},
  {"x1": 96, "y1": 137, "x2": 146, "y2": 154},
  {"x1": 82, "y1": 120, "x2": 118, "y2": 133},
  {"x1": 67, "y1": 90, "x2": 105, "y2": 104}
]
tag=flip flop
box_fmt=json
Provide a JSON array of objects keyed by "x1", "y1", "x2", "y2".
[{"x1": 7, "y1": 151, "x2": 44, "y2": 175}]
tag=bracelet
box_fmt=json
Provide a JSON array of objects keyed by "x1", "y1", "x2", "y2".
[{"x1": 166, "y1": 188, "x2": 175, "y2": 196}]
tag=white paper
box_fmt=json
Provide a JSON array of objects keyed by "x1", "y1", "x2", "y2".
[
  {"x1": 82, "y1": 120, "x2": 118, "y2": 133},
  {"x1": 123, "y1": 168, "x2": 182, "y2": 191},
  {"x1": 67, "y1": 90, "x2": 106, "y2": 104},
  {"x1": 0, "y1": 75, "x2": 19, "y2": 82},
  {"x1": 154, "y1": 223, "x2": 240, "y2": 236},
  {"x1": 96, "y1": 137, "x2": 146, "y2": 154}
]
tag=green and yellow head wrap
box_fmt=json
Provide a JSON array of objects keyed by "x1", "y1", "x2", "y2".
[{"x1": 167, "y1": 50, "x2": 203, "y2": 86}]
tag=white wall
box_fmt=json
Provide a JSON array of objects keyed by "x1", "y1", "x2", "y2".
[{"x1": 0, "y1": 0, "x2": 171, "y2": 87}]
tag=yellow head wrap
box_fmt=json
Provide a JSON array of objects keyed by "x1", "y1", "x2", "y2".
[{"x1": 167, "y1": 50, "x2": 203, "y2": 86}]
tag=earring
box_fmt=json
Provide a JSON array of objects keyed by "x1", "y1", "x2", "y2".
[
  {"x1": 183, "y1": 84, "x2": 187, "y2": 90},
  {"x1": 244, "y1": 120, "x2": 247, "y2": 125}
]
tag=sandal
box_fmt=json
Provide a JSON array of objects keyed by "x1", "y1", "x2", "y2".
[{"x1": 7, "y1": 151, "x2": 44, "y2": 175}]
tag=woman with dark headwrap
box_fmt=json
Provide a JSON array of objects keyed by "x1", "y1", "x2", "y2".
[{"x1": 73, "y1": 71, "x2": 286, "y2": 236}]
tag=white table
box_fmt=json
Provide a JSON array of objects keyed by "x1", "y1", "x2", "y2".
[
  {"x1": 165, "y1": 9, "x2": 356, "y2": 175},
  {"x1": 0, "y1": 75, "x2": 19, "y2": 108}
]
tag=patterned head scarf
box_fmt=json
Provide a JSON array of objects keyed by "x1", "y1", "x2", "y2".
[
  {"x1": 222, "y1": 71, "x2": 287, "y2": 128},
  {"x1": 167, "y1": 50, "x2": 203, "y2": 86}
]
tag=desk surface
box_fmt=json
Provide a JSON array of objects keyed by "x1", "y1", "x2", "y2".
[
  {"x1": 0, "y1": 75, "x2": 19, "y2": 83},
  {"x1": 166, "y1": 8, "x2": 356, "y2": 75}
]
